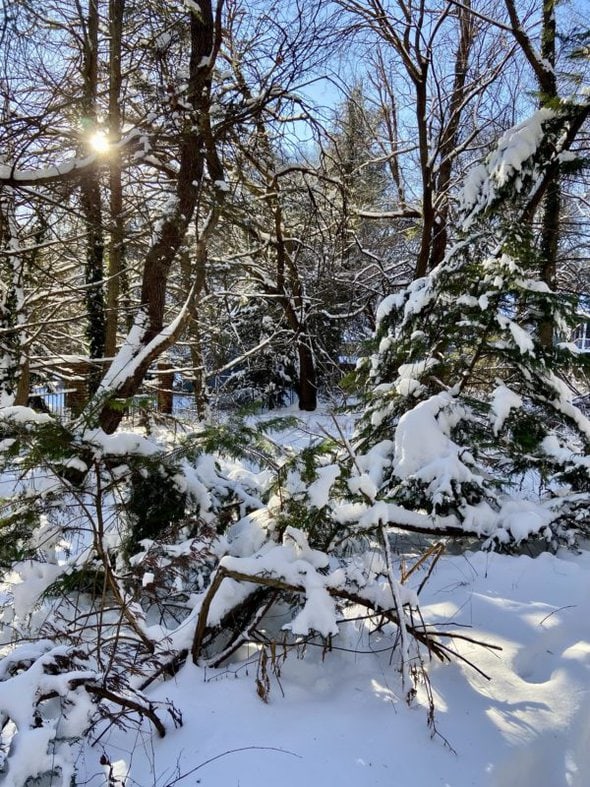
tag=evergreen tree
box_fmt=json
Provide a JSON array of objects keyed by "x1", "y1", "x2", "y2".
[
  {"x1": 218, "y1": 297, "x2": 297, "y2": 409},
  {"x1": 355, "y1": 100, "x2": 590, "y2": 545}
]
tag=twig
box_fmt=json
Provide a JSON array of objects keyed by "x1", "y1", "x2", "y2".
[
  {"x1": 379, "y1": 522, "x2": 411, "y2": 687},
  {"x1": 163, "y1": 745, "x2": 301, "y2": 786},
  {"x1": 539, "y1": 604, "x2": 576, "y2": 626},
  {"x1": 85, "y1": 684, "x2": 166, "y2": 738}
]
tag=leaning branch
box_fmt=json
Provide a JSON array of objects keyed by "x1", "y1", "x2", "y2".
[{"x1": 85, "y1": 683, "x2": 166, "y2": 738}]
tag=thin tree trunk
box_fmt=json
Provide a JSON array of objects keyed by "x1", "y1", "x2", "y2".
[
  {"x1": 414, "y1": 75, "x2": 433, "y2": 280},
  {"x1": 431, "y1": 0, "x2": 474, "y2": 270},
  {"x1": 504, "y1": 0, "x2": 560, "y2": 348},
  {"x1": 105, "y1": 0, "x2": 125, "y2": 358},
  {"x1": 0, "y1": 191, "x2": 27, "y2": 406},
  {"x1": 297, "y1": 339, "x2": 317, "y2": 411},
  {"x1": 96, "y1": 1, "x2": 224, "y2": 433},
  {"x1": 80, "y1": 0, "x2": 105, "y2": 391},
  {"x1": 538, "y1": 0, "x2": 559, "y2": 348},
  {"x1": 180, "y1": 243, "x2": 209, "y2": 419}
]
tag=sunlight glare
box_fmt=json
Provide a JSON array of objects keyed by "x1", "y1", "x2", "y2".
[{"x1": 89, "y1": 130, "x2": 110, "y2": 154}]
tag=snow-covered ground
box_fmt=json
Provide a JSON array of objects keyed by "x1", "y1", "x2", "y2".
[
  {"x1": 2, "y1": 405, "x2": 589, "y2": 786},
  {"x1": 74, "y1": 544, "x2": 590, "y2": 787},
  {"x1": 69, "y1": 406, "x2": 590, "y2": 787}
]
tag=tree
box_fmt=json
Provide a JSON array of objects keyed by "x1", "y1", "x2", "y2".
[
  {"x1": 79, "y1": 0, "x2": 106, "y2": 384},
  {"x1": 0, "y1": 1, "x2": 331, "y2": 425},
  {"x1": 502, "y1": 0, "x2": 588, "y2": 346},
  {"x1": 175, "y1": 4, "x2": 338, "y2": 412},
  {"x1": 336, "y1": 0, "x2": 519, "y2": 279},
  {"x1": 355, "y1": 98, "x2": 590, "y2": 543}
]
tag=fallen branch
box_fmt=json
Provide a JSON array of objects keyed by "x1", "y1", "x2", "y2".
[
  {"x1": 85, "y1": 683, "x2": 167, "y2": 738},
  {"x1": 163, "y1": 745, "x2": 301, "y2": 786},
  {"x1": 190, "y1": 565, "x2": 481, "y2": 666}
]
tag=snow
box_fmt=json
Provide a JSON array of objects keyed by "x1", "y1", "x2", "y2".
[
  {"x1": 506, "y1": 318, "x2": 535, "y2": 355},
  {"x1": 11, "y1": 560, "x2": 66, "y2": 620},
  {"x1": 0, "y1": 643, "x2": 94, "y2": 786},
  {"x1": 185, "y1": 0, "x2": 203, "y2": 13},
  {"x1": 2, "y1": 406, "x2": 590, "y2": 786},
  {"x1": 94, "y1": 308, "x2": 150, "y2": 393},
  {"x1": 305, "y1": 463, "x2": 340, "y2": 508},
  {"x1": 0, "y1": 405, "x2": 52, "y2": 425},
  {"x1": 489, "y1": 109, "x2": 552, "y2": 186},
  {"x1": 92, "y1": 293, "x2": 193, "y2": 402},
  {"x1": 0, "y1": 129, "x2": 141, "y2": 185},
  {"x1": 542, "y1": 433, "x2": 590, "y2": 471},
  {"x1": 347, "y1": 472, "x2": 377, "y2": 501},
  {"x1": 461, "y1": 108, "x2": 555, "y2": 225},
  {"x1": 393, "y1": 393, "x2": 482, "y2": 503},
  {"x1": 490, "y1": 383, "x2": 523, "y2": 435},
  {"x1": 394, "y1": 359, "x2": 437, "y2": 396},
  {"x1": 495, "y1": 499, "x2": 554, "y2": 543},
  {"x1": 83, "y1": 426, "x2": 161, "y2": 457},
  {"x1": 217, "y1": 528, "x2": 342, "y2": 638},
  {"x1": 74, "y1": 545, "x2": 590, "y2": 787},
  {"x1": 375, "y1": 292, "x2": 404, "y2": 325}
]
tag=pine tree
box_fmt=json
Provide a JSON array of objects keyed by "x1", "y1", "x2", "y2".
[{"x1": 355, "y1": 100, "x2": 590, "y2": 545}]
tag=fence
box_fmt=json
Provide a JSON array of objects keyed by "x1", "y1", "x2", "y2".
[
  {"x1": 26, "y1": 357, "x2": 296, "y2": 424},
  {"x1": 27, "y1": 357, "x2": 186, "y2": 422},
  {"x1": 30, "y1": 384, "x2": 202, "y2": 424},
  {"x1": 30, "y1": 385, "x2": 73, "y2": 419}
]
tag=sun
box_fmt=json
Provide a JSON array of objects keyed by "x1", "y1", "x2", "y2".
[{"x1": 89, "y1": 130, "x2": 110, "y2": 154}]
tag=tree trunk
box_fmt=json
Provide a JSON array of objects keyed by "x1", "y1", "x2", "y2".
[
  {"x1": 538, "y1": 0, "x2": 559, "y2": 349},
  {"x1": 105, "y1": 0, "x2": 125, "y2": 358},
  {"x1": 80, "y1": 175, "x2": 105, "y2": 367},
  {"x1": 297, "y1": 337, "x2": 317, "y2": 411},
  {"x1": 504, "y1": 0, "x2": 560, "y2": 348},
  {"x1": 430, "y1": 0, "x2": 474, "y2": 270},
  {"x1": 95, "y1": 1, "x2": 223, "y2": 433},
  {"x1": 180, "y1": 243, "x2": 209, "y2": 419},
  {"x1": 0, "y1": 189, "x2": 28, "y2": 406},
  {"x1": 80, "y1": 0, "x2": 105, "y2": 391},
  {"x1": 414, "y1": 74, "x2": 433, "y2": 280}
]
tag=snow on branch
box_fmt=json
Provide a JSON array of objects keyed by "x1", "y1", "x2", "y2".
[
  {"x1": 187, "y1": 514, "x2": 476, "y2": 671},
  {"x1": 460, "y1": 108, "x2": 554, "y2": 224},
  {"x1": 82, "y1": 280, "x2": 196, "y2": 423},
  {"x1": 0, "y1": 129, "x2": 144, "y2": 187},
  {"x1": 460, "y1": 100, "x2": 590, "y2": 228}
]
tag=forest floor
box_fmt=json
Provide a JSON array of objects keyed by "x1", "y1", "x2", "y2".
[
  {"x1": 77, "y1": 544, "x2": 590, "y2": 787},
  {"x1": 73, "y1": 406, "x2": 590, "y2": 787}
]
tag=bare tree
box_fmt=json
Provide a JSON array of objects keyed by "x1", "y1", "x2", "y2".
[{"x1": 336, "y1": 0, "x2": 518, "y2": 278}]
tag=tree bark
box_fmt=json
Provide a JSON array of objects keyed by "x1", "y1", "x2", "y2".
[
  {"x1": 180, "y1": 241, "x2": 210, "y2": 419},
  {"x1": 414, "y1": 73, "x2": 433, "y2": 280},
  {"x1": 538, "y1": 0, "x2": 559, "y2": 348},
  {"x1": 297, "y1": 338, "x2": 317, "y2": 411},
  {"x1": 0, "y1": 192, "x2": 26, "y2": 405}
]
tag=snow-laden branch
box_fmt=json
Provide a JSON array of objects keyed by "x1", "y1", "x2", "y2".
[
  {"x1": 0, "y1": 129, "x2": 143, "y2": 187},
  {"x1": 460, "y1": 100, "x2": 590, "y2": 228},
  {"x1": 93, "y1": 300, "x2": 191, "y2": 397}
]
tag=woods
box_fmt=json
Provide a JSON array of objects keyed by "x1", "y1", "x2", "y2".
[
  {"x1": 1, "y1": 1, "x2": 588, "y2": 419},
  {"x1": 0, "y1": 1, "x2": 589, "y2": 785}
]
